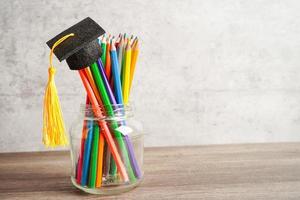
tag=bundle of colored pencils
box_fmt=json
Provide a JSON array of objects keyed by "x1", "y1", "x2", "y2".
[{"x1": 75, "y1": 34, "x2": 140, "y2": 188}]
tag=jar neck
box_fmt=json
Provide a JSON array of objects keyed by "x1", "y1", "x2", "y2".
[{"x1": 80, "y1": 103, "x2": 133, "y2": 121}]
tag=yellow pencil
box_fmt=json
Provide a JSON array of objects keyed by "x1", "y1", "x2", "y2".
[
  {"x1": 122, "y1": 40, "x2": 131, "y2": 104},
  {"x1": 129, "y1": 39, "x2": 139, "y2": 94}
]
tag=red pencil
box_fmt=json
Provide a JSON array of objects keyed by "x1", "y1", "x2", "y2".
[{"x1": 105, "y1": 37, "x2": 112, "y2": 82}]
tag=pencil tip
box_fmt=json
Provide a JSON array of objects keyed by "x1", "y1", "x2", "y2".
[
  {"x1": 133, "y1": 39, "x2": 139, "y2": 50},
  {"x1": 111, "y1": 42, "x2": 116, "y2": 51},
  {"x1": 126, "y1": 40, "x2": 131, "y2": 50},
  {"x1": 101, "y1": 36, "x2": 106, "y2": 43}
]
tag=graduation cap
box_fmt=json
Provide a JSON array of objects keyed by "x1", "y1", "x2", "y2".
[
  {"x1": 43, "y1": 17, "x2": 105, "y2": 147},
  {"x1": 46, "y1": 17, "x2": 105, "y2": 70}
]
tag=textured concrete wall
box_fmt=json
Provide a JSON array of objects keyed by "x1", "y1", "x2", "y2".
[{"x1": 1, "y1": 0, "x2": 300, "y2": 152}]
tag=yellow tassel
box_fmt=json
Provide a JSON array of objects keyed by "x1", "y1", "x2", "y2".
[{"x1": 43, "y1": 33, "x2": 74, "y2": 147}]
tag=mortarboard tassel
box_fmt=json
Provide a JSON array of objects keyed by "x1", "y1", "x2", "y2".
[{"x1": 43, "y1": 33, "x2": 75, "y2": 147}]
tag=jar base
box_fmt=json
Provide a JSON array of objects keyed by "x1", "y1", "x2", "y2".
[{"x1": 71, "y1": 176, "x2": 143, "y2": 195}]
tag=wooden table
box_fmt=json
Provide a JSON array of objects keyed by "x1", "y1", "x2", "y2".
[{"x1": 0, "y1": 143, "x2": 300, "y2": 199}]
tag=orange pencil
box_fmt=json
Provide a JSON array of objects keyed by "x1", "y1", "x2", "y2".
[
  {"x1": 96, "y1": 133, "x2": 105, "y2": 187},
  {"x1": 84, "y1": 68, "x2": 102, "y2": 104}
]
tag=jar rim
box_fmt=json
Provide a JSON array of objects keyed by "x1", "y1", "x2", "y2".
[
  {"x1": 79, "y1": 103, "x2": 134, "y2": 120},
  {"x1": 70, "y1": 132, "x2": 144, "y2": 140}
]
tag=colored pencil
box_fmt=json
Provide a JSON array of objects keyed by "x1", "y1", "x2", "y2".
[
  {"x1": 129, "y1": 35, "x2": 134, "y2": 46},
  {"x1": 115, "y1": 33, "x2": 121, "y2": 48},
  {"x1": 109, "y1": 38, "x2": 116, "y2": 89},
  {"x1": 129, "y1": 39, "x2": 139, "y2": 93},
  {"x1": 131, "y1": 36, "x2": 137, "y2": 48},
  {"x1": 88, "y1": 124, "x2": 99, "y2": 188},
  {"x1": 96, "y1": 131, "x2": 105, "y2": 187},
  {"x1": 78, "y1": 69, "x2": 129, "y2": 182},
  {"x1": 83, "y1": 68, "x2": 106, "y2": 187},
  {"x1": 122, "y1": 41, "x2": 131, "y2": 104},
  {"x1": 84, "y1": 68, "x2": 102, "y2": 104},
  {"x1": 100, "y1": 37, "x2": 107, "y2": 66},
  {"x1": 110, "y1": 43, "x2": 123, "y2": 104},
  {"x1": 81, "y1": 119, "x2": 94, "y2": 186},
  {"x1": 117, "y1": 36, "x2": 124, "y2": 76},
  {"x1": 105, "y1": 38, "x2": 112, "y2": 82},
  {"x1": 103, "y1": 142, "x2": 111, "y2": 178},
  {"x1": 76, "y1": 96, "x2": 89, "y2": 184},
  {"x1": 95, "y1": 59, "x2": 117, "y2": 176},
  {"x1": 96, "y1": 59, "x2": 117, "y2": 105},
  {"x1": 89, "y1": 62, "x2": 136, "y2": 181},
  {"x1": 96, "y1": 59, "x2": 136, "y2": 182},
  {"x1": 77, "y1": 34, "x2": 141, "y2": 187},
  {"x1": 111, "y1": 44, "x2": 142, "y2": 179}
]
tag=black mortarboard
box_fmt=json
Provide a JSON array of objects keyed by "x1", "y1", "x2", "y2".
[{"x1": 47, "y1": 17, "x2": 105, "y2": 70}]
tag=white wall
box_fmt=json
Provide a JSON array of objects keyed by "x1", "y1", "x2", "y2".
[{"x1": 1, "y1": 0, "x2": 300, "y2": 152}]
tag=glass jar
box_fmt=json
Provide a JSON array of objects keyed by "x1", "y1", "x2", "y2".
[{"x1": 69, "y1": 104, "x2": 144, "y2": 195}]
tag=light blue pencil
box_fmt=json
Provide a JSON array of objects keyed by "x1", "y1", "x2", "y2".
[{"x1": 111, "y1": 43, "x2": 123, "y2": 104}]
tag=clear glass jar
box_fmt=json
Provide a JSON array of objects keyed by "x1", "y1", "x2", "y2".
[{"x1": 69, "y1": 104, "x2": 144, "y2": 195}]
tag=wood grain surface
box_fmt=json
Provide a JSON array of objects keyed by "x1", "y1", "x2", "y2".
[{"x1": 0, "y1": 143, "x2": 300, "y2": 200}]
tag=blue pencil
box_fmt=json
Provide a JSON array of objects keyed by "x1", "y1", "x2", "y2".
[
  {"x1": 81, "y1": 119, "x2": 94, "y2": 186},
  {"x1": 111, "y1": 43, "x2": 123, "y2": 104}
]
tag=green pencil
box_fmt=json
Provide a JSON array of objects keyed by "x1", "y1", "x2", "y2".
[
  {"x1": 120, "y1": 35, "x2": 127, "y2": 85},
  {"x1": 101, "y1": 37, "x2": 107, "y2": 65},
  {"x1": 88, "y1": 124, "x2": 99, "y2": 188}
]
